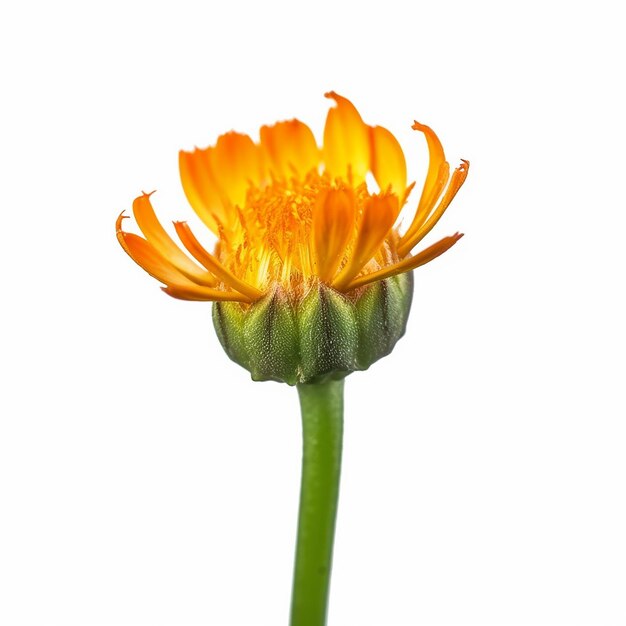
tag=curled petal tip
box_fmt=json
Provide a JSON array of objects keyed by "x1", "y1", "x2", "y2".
[
  {"x1": 115, "y1": 211, "x2": 128, "y2": 232},
  {"x1": 324, "y1": 91, "x2": 347, "y2": 106}
]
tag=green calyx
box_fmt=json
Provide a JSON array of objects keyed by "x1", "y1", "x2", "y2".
[{"x1": 212, "y1": 273, "x2": 413, "y2": 385}]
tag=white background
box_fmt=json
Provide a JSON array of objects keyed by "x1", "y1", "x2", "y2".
[{"x1": 1, "y1": 1, "x2": 624, "y2": 625}]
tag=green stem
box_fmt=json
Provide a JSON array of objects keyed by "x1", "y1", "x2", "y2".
[{"x1": 290, "y1": 378, "x2": 345, "y2": 626}]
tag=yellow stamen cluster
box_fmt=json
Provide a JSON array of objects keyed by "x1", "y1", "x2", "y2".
[{"x1": 211, "y1": 169, "x2": 400, "y2": 299}]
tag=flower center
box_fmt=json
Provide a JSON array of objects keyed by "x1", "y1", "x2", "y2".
[{"x1": 217, "y1": 170, "x2": 376, "y2": 297}]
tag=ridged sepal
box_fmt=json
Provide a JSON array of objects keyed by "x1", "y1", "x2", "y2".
[{"x1": 213, "y1": 274, "x2": 413, "y2": 385}]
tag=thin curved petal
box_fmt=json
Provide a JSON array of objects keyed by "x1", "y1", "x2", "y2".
[
  {"x1": 398, "y1": 160, "x2": 469, "y2": 257},
  {"x1": 369, "y1": 125, "x2": 407, "y2": 196},
  {"x1": 117, "y1": 215, "x2": 248, "y2": 302},
  {"x1": 132, "y1": 193, "x2": 217, "y2": 287},
  {"x1": 348, "y1": 233, "x2": 464, "y2": 291},
  {"x1": 174, "y1": 221, "x2": 263, "y2": 301},
  {"x1": 117, "y1": 217, "x2": 193, "y2": 286},
  {"x1": 311, "y1": 189, "x2": 355, "y2": 283},
  {"x1": 400, "y1": 122, "x2": 449, "y2": 246},
  {"x1": 161, "y1": 284, "x2": 250, "y2": 302},
  {"x1": 260, "y1": 119, "x2": 320, "y2": 179},
  {"x1": 323, "y1": 92, "x2": 370, "y2": 183},
  {"x1": 332, "y1": 194, "x2": 399, "y2": 291}
]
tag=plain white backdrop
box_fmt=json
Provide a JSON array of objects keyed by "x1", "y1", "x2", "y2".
[{"x1": 1, "y1": 1, "x2": 624, "y2": 625}]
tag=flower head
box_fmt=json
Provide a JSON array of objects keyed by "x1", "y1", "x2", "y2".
[{"x1": 117, "y1": 93, "x2": 468, "y2": 383}]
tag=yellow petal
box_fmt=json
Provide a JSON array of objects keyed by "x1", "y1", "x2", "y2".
[
  {"x1": 260, "y1": 119, "x2": 320, "y2": 179},
  {"x1": 369, "y1": 125, "x2": 407, "y2": 196},
  {"x1": 311, "y1": 189, "x2": 356, "y2": 283},
  {"x1": 323, "y1": 92, "x2": 370, "y2": 183}
]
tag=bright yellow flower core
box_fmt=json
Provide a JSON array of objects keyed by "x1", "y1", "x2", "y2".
[{"x1": 117, "y1": 92, "x2": 469, "y2": 304}]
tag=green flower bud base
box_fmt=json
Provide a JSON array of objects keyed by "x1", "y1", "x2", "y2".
[{"x1": 213, "y1": 273, "x2": 414, "y2": 385}]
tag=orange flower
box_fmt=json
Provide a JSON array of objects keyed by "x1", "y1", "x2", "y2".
[{"x1": 116, "y1": 92, "x2": 468, "y2": 303}]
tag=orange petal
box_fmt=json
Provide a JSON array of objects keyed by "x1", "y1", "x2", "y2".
[
  {"x1": 323, "y1": 92, "x2": 370, "y2": 183},
  {"x1": 174, "y1": 221, "x2": 263, "y2": 301},
  {"x1": 260, "y1": 119, "x2": 320, "y2": 179},
  {"x1": 161, "y1": 285, "x2": 250, "y2": 302},
  {"x1": 400, "y1": 122, "x2": 449, "y2": 246},
  {"x1": 369, "y1": 125, "x2": 407, "y2": 196},
  {"x1": 209, "y1": 131, "x2": 264, "y2": 209},
  {"x1": 347, "y1": 233, "x2": 464, "y2": 291},
  {"x1": 179, "y1": 148, "x2": 227, "y2": 234},
  {"x1": 311, "y1": 189, "x2": 356, "y2": 283},
  {"x1": 398, "y1": 160, "x2": 469, "y2": 257},
  {"x1": 332, "y1": 194, "x2": 399, "y2": 291},
  {"x1": 117, "y1": 217, "x2": 192, "y2": 286},
  {"x1": 117, "y1": 215, "x2": 247, "y2": 302},
  {"x1": 131, "y1": 193, "x2": 217, "y2": 287}
]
